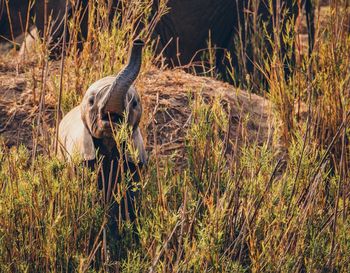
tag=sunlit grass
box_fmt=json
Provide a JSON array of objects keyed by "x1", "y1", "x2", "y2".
[{"x1": 0, "y1": 0, "x2": 349, "y2": 272}]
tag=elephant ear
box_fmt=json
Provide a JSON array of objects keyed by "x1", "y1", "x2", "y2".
[
  {"x1": 58, "y1": 106, "x2": 96, "y2": 161},
  {"x1": 131, "y1": 127, "x2": 148, "y2": 166}
]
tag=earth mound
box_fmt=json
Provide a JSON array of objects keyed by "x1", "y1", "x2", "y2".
[{"x1": 0, "y1": 57, "x2": 273, "y2": 163}]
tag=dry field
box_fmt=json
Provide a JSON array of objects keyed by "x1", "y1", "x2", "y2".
[{"x1": 0, "y1": 1, "x2": 349, "y2": 272}]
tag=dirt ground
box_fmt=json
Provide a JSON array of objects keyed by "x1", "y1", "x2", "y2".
[
  {"x1": 141, "y1": 67, "x2": 273, "y2": 166},
  {"x1": 2, "y1": 4, "x2": 332, "y2": 160},
  {"x1": 0, "y1": 60, "x2": 36, "y2": 148},
  {"x1": 0, "y1": 53, "x2": 273, "y2": 165}
]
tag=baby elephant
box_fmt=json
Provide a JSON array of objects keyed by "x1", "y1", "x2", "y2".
[{"x1": 58, "y1": 40, "x2": 147, "y2": 225}]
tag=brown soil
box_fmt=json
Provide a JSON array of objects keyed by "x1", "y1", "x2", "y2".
[
  {"x1": 1, "y1": 3, "x2": 333, "y2": 162},
  {"x1": 0, "y1": 55, "x2": 272, "y2": 165},
  {"x1": 0, "y1": 56, "x2": 56, "y2": 152},
  {"x1": 140, "y1": 68, "x2": 272, "y2": 167},
  {"x1": 0, "y1": 60, "x2": 34, "y2": 148}
]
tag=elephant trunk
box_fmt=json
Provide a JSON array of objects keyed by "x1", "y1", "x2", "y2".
[{"x1": 103, "y1": 39, "x2": 144, "y2": 115}]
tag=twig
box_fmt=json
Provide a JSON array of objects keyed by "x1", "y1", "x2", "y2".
[
  {"x1": 54, "y1": 0, "x2": 69, "y2": 155},
  {"x1": 152, "y1": 92, "x2": 166, "y2": 211},
  {"x1": 148, "y1": 220, "x2": 181, "y2": 273},
  {"x1": 328, "y1": 111, "x2": 349, "y2": 270}
]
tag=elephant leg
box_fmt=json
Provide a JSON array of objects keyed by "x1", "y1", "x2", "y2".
[
  {"x1": 92, "y1": 139, "x2": 142, "y2": 229},
  {"x1": 102, "y1": 157, "x2": 141, "y2": 236},
  {"x1": 0, "y1": 0, "x2": 32, "y2": 45},
  {"x1": 281, "y1": 0, "x2": 315, "y2": 80},
  {"x1": 305, "y1": 0, "x2": 315, "y2": 58},
  {"x1": 105, "y1": 159, "x2": 141, "y2": 260},
  {"x1": 256, "y1": 0, "x2": 299, "y2": 83},
  {"x1": 33, "y1": 0, "x2": 89, "y2": 56},
  {"x1": 215, "y1": 0, "x2": 243, "y2": 84},
  {"x1": 246, "y1": 0, "x2": 275, "y2": 89},
  {"x1": 117, "y1": 160, "x2": 141, "y2": 224},
  {"x1": 280, "y1": 1, "x2": 299, "y2": 81}
]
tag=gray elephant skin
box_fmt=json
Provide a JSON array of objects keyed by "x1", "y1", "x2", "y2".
[
  {"x1": 0, "y1": 0, "x2": 86, "y2": 45},
  {"x1": 0, "y1": 0, "x2": 42, "y2": 42},
  {"x1": 1, "y1": 0, "x2": 314, "y2": 84},
  {"x1": 154, "y1": 0, "x2": 314, "y2": 83},
  {"x1": 58, "y1": 39, "x2": 147, "y2": 224}
]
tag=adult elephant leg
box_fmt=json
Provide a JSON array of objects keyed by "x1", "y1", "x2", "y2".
[
  {"x1": 240, "y1": 0, "x2": 271, "y2": 89},
  {"x1": 281, "y1": 0, "x2": 315, "y2": 80},
  {"x1": 0, "y1": 0, "x2": 32, "y2": 45},
  {"x1": 151, "y1": 6, "x2": 179, "y2": 67},
  {"x1": 152, "y1": 0, "x2": 212, "y2": 68},
  {"x1": 255, "y1": 0, "x2": 299, "y2": 85},
  {"x1": 305, "y1": 0, "x2": 315, "y2": 58},
  {"x1": 152, "y1": 0, "x2": 236, "y2": 75},
  {"x1": 215, "y1": 0, "x2": 243, "y2": 84},
  {"x1": 246, "y1": 0, "x2": 275, "y2": 89},
  {"x1": 215, "y1": 31, "x2": 237, "y2": 84},
  {"x1": 34, "y1": 0, "x2": 67, "y2": 39},
  {"x1": 280, "y1": 0, "x2": 299, "y2": 81},
  {"x1": 33, "y1": 0, "x2": 90, "y2": 54}
]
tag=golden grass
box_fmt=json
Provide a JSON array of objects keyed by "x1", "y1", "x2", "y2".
[{"x1": 0, "y1": 0, "x2": 349, "y2": 272}]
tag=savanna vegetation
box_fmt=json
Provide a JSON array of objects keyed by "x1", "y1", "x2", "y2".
[{"x1": 0, "y1": 0, "x2": 349, "y2": 272}]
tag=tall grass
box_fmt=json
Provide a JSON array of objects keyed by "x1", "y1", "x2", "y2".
[{"x1": 1, "y1": 0, "x2": 350, "y2": 272}]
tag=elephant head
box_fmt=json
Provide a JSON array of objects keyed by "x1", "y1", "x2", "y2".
[{"x1": 58, "y1": 39, "x2": 147, "y2": 165}]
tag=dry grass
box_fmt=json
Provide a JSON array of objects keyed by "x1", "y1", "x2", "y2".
[
  {"x1": 0, "y1": 0, "x2": 349, "y2": 272},
  {"x1": 0, "y1": 57, "x2": 273, "y2": 165}
]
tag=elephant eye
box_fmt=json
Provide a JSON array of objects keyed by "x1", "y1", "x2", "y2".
[
  {"x1": 132, "y1": 100, "x2": 138, "y2": 108},
  {"x1": 88, "y1": 96, "x2": 95, "y2": 106}
]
